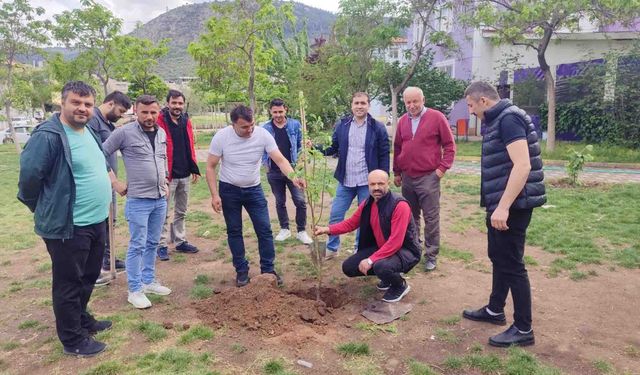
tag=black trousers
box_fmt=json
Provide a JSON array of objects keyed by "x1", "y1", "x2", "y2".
[
  {"x1": 486, "y1": 208, "x2": 533, "y2": 332},
  {"x1": 267, "y1": 171, "x2": 307, "y2": 232},
  {"x1": 44, "y1": 221, "x2": 106, "y2": 347},
  {"x1": 342, "y1": 246, "x2": 410, "y2": 288}
]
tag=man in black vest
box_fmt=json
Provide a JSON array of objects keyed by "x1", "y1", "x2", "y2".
[
  {"x1": 315, "y1": 170, "x2": 421, "y2": 303},
  {"x1": 461, "y1": 81, "x2": 546, "y2": 347}
]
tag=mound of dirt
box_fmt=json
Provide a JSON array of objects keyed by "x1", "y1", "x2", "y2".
[{"x1": 193, "y1": 274, "x2": 336, "y2": 336}]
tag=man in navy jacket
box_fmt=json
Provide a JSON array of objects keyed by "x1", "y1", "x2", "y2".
[{"x1": 322, "y1": 92, "x2": 389, "y2": 258}]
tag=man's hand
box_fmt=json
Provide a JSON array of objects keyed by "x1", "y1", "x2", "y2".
[
  {"x1": 394, "y1": 174, "x2": 402, "y2": 187},
  {"x1": 491, "y1": 207, "x2": 509, "y2": 231},
  {"x1": 112, "y1": 180, "x2": 127, "y2": 196},
  {"x1": 192, "y1": 174, "x2": 200, "y2": 184},
  {"x1": 304, "y1": 139, "x2": 313, "y2": 148},
  {"x1": 293, "y1": 177, "x2": 306, "y2": 190},
  {"x1": 358, "y1": 258, "x2": 372, "y2": 275},
  {"x1": 211, "y1": 194, "x2": 222, "y2": 213},
  {"x1": 435, "y1": 169, "x2": 444, "y2": 179},
  {"x1": 314, "y1": 226, "x2": 330, "y2": 236}
]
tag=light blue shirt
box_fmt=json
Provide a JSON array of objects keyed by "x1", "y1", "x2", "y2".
[
  {"x1": 343, "y1": 118, "x2": 368, "y2": 187},
  {"x1": 410, "y1": 107, "x2": 428, "y2": 136},
  {"x1": 63, "y1": 125, "x2": 111, "y2": 226}
]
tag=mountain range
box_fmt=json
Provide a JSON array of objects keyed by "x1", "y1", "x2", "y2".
[{"x1": 129, "y1": 1, "x2": 336, "y2": 80}]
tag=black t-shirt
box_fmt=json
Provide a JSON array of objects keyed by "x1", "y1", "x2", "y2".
[
  {"x1": 271, "y1": 124, "x2": 291, "y2": 173},
  {"x1": 500, "y1": 114, "x2": 528, "y2": 146},
  {"x1": 168, "y1": 117, "x2": 191, "y2": 179},
  {"x1": 145, "y1": 129, "x2": 157, "y2": 151}
]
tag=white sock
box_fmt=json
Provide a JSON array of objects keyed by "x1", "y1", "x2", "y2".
[
  {"x1": 516, "y1": 327, "x2": 532, "y2": 334},
  {"x1": 485, "y1": 307, "x2": 502, "y2": 316}
]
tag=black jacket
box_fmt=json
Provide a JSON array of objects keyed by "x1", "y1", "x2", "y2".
[
  {"x1": 481, "y1": 99, "x2": 546, "y2": 212},
  {"x1": 358, "y1": 192, "x2": 421, "y2": 272}
]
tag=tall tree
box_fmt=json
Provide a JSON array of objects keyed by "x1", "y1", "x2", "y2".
[
  {"x1": 189, "y1": 0, "x2": 292, "y2": 112},
  {"x1": 465, "y1": 0, "x2": 640, "y2": 151},
  {"x1": 381, "y1": 0, "x2": 457, "y2": 140},
  {"x1": 0, "y1": 0, "x2": 49, "y2": 153},
  {"x1": 115, "y1": 36, "x2": 169, "y2": 97},
  {"x1": 52, "y1": 0, "x2": 122, "y2": 96}
]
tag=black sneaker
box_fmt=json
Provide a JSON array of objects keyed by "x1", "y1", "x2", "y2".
[
  {"x1": 63, "y1": 337, "x2": 107, "y2": 357},
  {"x1": 382, "y1": 281, "x2": 411, "y2": 303},
  {"x1": 103, "y1": 259, "x2": 126, "y2": 271},
  {"x1": 236, "y1": 271, "x2": 250, "y2": 287},
  {"x1": 462, "y1": 305, "x2": 507, "y2": 325},
  {"x1": 376, "y1": 280, "x2": 391, "y2": 291},
  {"x1": 157, "y1": 246, "x2": 170, "y2": 261},
  {"x1": 176, "y1": 241, "x2": 199, "y2": 254},
  {"x1": 87, "y1": 320, "x2": 112, "y2": 335},
  {"x1": 262, "y1": 271, "x2": 284, "y2": 287},
  {"x1": 489, "y1": 324, "x2": 535, "y2": 347}
]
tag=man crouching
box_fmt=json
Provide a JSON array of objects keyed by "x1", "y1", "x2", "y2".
[{"x1": 315, "y1": 170, "x2": 421, "y2": 303}]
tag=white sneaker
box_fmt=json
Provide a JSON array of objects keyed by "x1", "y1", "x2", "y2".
[
  {"x1": 275, "y1": 229, "x2": 291, "y2": 241},
  {"x1": 296, "y1": 230, "x2": 313, "y2": 245},
  {"x1": 128, "y1": 291, "x2": 152, "y2": 309},
  {"x1": 142, "y1": 281, "x2": 172, "y2": 296}
]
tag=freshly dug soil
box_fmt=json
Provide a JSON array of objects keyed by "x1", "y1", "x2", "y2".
[{"x1": 193, "y1": 274, "x2": 337, "y2": 336}]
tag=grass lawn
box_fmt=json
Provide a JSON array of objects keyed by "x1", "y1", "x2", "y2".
[{"x1": 455, "y1": 140, "x2": 640, "y2": 164}]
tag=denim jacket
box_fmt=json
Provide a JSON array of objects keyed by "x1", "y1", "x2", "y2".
[{"x1": 261, "y1": 118, "x2": 302, "y2": 170}]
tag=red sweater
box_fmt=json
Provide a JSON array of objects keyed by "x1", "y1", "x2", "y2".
[
  {"x1": 329, "y1": 200, "x2": 411, "y2": 263},
  {"x1": 157, "y1": 113, "x2": 199, "y2": 181},
  {"x1": 393, "y1": 108, "x2": 456, "y2": 178}
]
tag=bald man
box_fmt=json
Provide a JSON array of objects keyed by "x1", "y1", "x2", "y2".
[
  {"x1": 315, "y1": 170, "x2": 421, "y2": 303},
  {"x1": 393, "y1": 86, "x2": 456, "y2": 271}
]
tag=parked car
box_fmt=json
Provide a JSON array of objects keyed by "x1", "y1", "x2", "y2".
[{"x1": 1, "y1": 125, "x2": 34, "y2": 144}]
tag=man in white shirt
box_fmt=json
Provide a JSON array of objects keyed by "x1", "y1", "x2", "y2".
[{"x1": 205, "y1": 105, "x2": 305, "y2": 287}]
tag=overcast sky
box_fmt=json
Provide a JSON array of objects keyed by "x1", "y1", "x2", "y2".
[{"x1": 32, "y1": 0, "x2": 340, "y2": 34}]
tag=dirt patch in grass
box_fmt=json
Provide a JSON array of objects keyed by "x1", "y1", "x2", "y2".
[{"x1": 193, "y1": 274, "x2": 338, "y2": 336}]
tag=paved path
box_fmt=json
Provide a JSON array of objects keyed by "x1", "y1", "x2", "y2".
[
  {"x1": 197, "y1": 149, "x2": 640, "y2": 184},
  {"x1": 451, "y1": 160, "x2": 640, "y2": 184}
]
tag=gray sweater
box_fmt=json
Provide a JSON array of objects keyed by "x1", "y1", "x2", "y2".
[{"x1": 102, "y1": 121, "x2": 168, "y2": 199}]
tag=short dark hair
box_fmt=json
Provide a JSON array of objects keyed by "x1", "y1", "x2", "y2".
[
  {"x1": 135, "y1": 95, "x2": 159, "y2": 106},
  {"x1": 166, "y1": 89, "x2": 185, "y2": 103},
  {"x1": 61, "y1": 81, "x2": 96, "y2": 101},
  {"x1": 464, "y1": 81, "x2": 500, "y2": 101},
  {"x1": 104, "y1": 90, "x2": 132, "y2": 110},
  {"x1": 351, "y1": 92, "x2": 370, "y2": 103},
  {"x1": 269, "y1": 98, "x2": 286, "y2": 109},
  {"x1": 230, "y1": 105, "x2": 253, "y2": 124}
]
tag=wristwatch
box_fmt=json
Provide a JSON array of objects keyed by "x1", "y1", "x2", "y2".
[{"x1": 366, "y1": 258, "x2": 373, "y2": 266}]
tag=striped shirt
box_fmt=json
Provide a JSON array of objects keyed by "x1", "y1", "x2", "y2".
[{"x1": 343, "y1": 118, "x2": 369, "y2": 187}]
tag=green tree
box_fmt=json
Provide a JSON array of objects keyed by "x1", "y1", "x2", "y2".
[
  {"x1": 0, "y1": 0, "x2": 49, "y2": 153},
  {"x1": 47, "y1": 52, "x2": 97, "y2": 89},
  {"x1": 189, "y1": 0, "x2": 292, "y2": 112},
  {"x1": 375, "y1": 53, "x2": 466, "y2": 115},
  {"x1": 464, "y1": 0, "x2": 640, "y2": 152},
  {"x1": 115, "y1": 36, "x2": 169, "y2": 98},
  {"x1": 52, "y1": 0, "x2": 122, "y2": 96},
  {"x1": 126, "y1": 75, "x2": 169, "y2": 102}
]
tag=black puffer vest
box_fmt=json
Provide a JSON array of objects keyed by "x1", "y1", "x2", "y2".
[
  {"x1": 358, "y1": 192, "x2": 421, "y2": 271},
  {"x1": 481, "y1": 100, "x2": 546, "y2": 212}
]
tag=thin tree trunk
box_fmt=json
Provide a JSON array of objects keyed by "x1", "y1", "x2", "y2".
[
  {"x1": 248, "y1": 43, "x2": 257, "y2": 113},
  {"x1": 390, "y1": 84, "x2": 399, "y2": 145},
  {"x1": 4, "y1": 62, "x2": 22, "y2": 154},
  {"x1": 544, "y1": 68, "x2": 556, "y2": 152}
]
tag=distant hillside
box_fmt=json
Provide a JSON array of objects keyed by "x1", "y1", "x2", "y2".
[{"x1": 129, "y1": 1, "x2": 336, "y2": 80}]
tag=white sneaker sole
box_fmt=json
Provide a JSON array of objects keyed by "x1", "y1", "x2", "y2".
[
  {"x1": 142, "y1": 287, "x2": 171, "y2": 296},
  {"x1": 128, "y1": 299, "x2": 152, "y2": 309},
  {"x1": 382, "y1": 285, "x2": 411, "y2": 303}
]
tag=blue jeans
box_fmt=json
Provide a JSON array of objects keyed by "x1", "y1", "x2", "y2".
[
  {"x1": 219, "y1": 181, "x2": 275, "y2": 274},
  {"x1": 125, "y1": 197, "x2": 167, "y2": 292},
  {"x1": 327, "y1": 183, "x2": 370, "y2": 252}
]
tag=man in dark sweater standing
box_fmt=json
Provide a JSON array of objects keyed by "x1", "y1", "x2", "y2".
[
  {"x1": 88, "y1": 90, "x2": 131, "y2": 285},
  {"x1": 461, "y1": 81, "x2": 546, "y2": 347},
  {"x1": 393, "y1": 86, "x2": 456, "y2": 271},
  {"x1": 156, "y1": 90, "x2": 201, "y2": 261},
  {"x1": 315, "y1": 170, "x2": 421, "y2": 303},
  {"x1": 262, "y1": 99, "x2": 312, "y2": 245}
]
